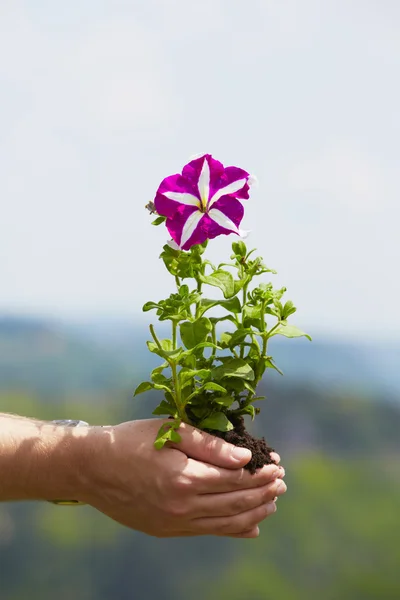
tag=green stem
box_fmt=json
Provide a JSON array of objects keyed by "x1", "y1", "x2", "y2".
[
  {"x1": 172, "y1": 321, "x2": 177, "y2": 350},
  {"x1": 175, "y1": 275, "x2": 181, "y2": 289},
  {"x1": 149, "y1": 324, "x2": 163, "y2": 351},
  {"x1": 240, "y1": 281, "x2": 249, "y2": 359},
  {"x1": 150, "y1": 324, "x2": 186, "y2": 421}
]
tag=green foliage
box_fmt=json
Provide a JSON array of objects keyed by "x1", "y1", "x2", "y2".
[{"x1": 136, "y1": 241, "x2": 310, "y2": 447}]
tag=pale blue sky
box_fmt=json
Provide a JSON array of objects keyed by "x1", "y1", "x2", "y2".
[{"x1": 0, "y1": 0, "x2": 399, "y2": 340}]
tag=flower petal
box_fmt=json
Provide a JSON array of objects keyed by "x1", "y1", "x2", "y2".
[
  {"x1": 180, "y1": 210, "x2": 205, "y2": 248},
  {"x1": 165, "y1": 205, "x2": 199, "y2": 245},
  {"x1": 210, "y1": 196, "x2": 244, "y2": 228},
  {"x1": 208, "y1": 178, "x2": 248, "y2": 209},
  {"x1": 197, "y1": 156, "x2": 210, "y2": 209},
  {"x1": 208, "y1": 208, "x2": 241, "y2": 235},
  {"x1": 163, "y1": 191, "x2": 200, "y2": 206}
]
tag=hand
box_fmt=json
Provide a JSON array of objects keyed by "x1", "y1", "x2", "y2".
[{"x1": 79, "y1": 419, "x2": 286, "y2": 538}]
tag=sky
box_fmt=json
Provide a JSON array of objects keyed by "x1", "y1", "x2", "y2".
[{"x1": 0, "y1": 0, "x2": 399, "y2": 341}]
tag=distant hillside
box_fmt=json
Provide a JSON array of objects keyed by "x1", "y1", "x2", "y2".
[
  {"x1": 0, "y1": 316, "x2": 134, "y2": 396},
  {"x1": 1, "y1": 315, "x2": 399, "y2": 401},
  {"x1": 72, "y1": 318, "x2": 400, "y2": 399}
]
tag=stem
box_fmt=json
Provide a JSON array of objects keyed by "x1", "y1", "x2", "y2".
[
  {"x1": 150, "y1": 324, "x2": 187, "y2": 421},
  {"x1": 240, "y1": 280, "x2": 249, "y2": 359},
  {"x1": 171, "y1": 361, "x2": 186, "y2": 421},
  {"x1": 172, "y1": 321, "x2": 177, "y2": 350},
  {"x1": 150, "y1": 324, "x2": 163, "y2": 351},
  {"x1": 175, "y1": 275, "x2": 181, "y2": 289}
]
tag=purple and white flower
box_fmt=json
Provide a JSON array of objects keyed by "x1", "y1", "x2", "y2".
[{"x1": 154, "y1": 154, "x2": 252, "y2": 250}]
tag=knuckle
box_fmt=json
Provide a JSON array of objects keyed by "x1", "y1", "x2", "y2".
[
  {"x1": 201, "y1": 434, "x2": 220, "y2": 461},
  {"x1": 231, "y1": 492, "x2": 255, "y2": 514},
  {"x1": 164, "y1": 500, "x2": 188, "y2": 518},
  {"x1": 171, "y1": 475, "x2": 192, "y2": 493}
]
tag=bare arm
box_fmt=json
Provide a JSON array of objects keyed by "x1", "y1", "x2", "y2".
[
  {"x1": 0, "y1": 414, "x2": 286, "y2": 537},
  {"x1": 0, "y1": 413, "x2": 88, "y2": 502}
]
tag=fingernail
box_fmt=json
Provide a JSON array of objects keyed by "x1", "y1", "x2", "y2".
[
  {"x1": 232, "y1": 447, "x2": 252, "y2": 462},
  {"x1": 265, "y1": 501, "x2": 277, "y2": 515},
  {"x1": 276, "y1": 480, "x2": 287, "y2": 494}
]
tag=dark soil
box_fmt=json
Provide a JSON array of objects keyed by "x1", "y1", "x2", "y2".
[{"x1": 215, "y1": 416, "x2": 276, "y2": 474}]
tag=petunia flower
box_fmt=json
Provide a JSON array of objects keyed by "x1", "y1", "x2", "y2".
[{"x1": 154, "y1": 154, "x2": 253, "y2": 250}]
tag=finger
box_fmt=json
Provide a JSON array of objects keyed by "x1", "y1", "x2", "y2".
[
  {"x1": 170, "y1": 422, "x2": 252, "y2": 469},
  {"x1": 185, "y1": 459, "x2": 282, "y2": 494},
  {"x1": 223, "y1": 526, "x2": 260, "y2": 539},
  {"x1": 193, "y1": 478, "x2": 287, "y2": 518},
  {"x1": 194, "y1": 501, "x2": 277, "y2": 535},
  {"x1": 270, "y1": 452, "x2": 280, "y2": 464}
]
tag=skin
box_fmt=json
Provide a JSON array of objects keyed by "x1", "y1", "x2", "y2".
[{"x1": 0, "y1": 414, "x2": 286, "y2": 538}]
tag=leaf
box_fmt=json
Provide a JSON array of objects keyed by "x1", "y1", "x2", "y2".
[
  {"x1": 199, "y1": 412, "x2": 234, "y2": 432},
  {"x1": 234, "y1": 276, "x2": 250, "y2": 295},
  {"x1": 243, "y1": 381, "x2": 256, "y2": 395},
  {"x1": 214, "y1": 395, "x2": 235, "y2": 407},
  {"x1": 133, "y1": 381, "x2": 153, "y2": 396},
  {"x1": 202, "y1": 382, "x2": 227, "y2": 393},
  {"x1": 154, "y1": 419, "x2": 182, "y2": 450},
  {"x1": 209, "y1": 315, "x2": 238, "y2": 326},
  {"x1": 198, "y1": 270, "x2": 235, "y2": 299},
  {"x1": 186, "y1": 381, "x2": 227, "y2": 402},
  {"x1": 199, "y1": 296, "x2": 241, "y2": 316},
  {"x1": 151, "y1": 363, "x2": 169, "y2": 377},
  {"x1": 142, "y1": 301, "x2": 160, "y2": 312},
  {"x1": 147, "y1": 341, "x2": 183, "y2": 360},
  {"x1": 151, "y1": 216, "x2": 167, "y2": 226},
  {"x1": 239, "y1": 405, "x2": 256, "y2": 420},
  {"x1": 231, "y1": 240, "x2": 247, "y2": 257},
  {"x1": 242, "y1": 305, "x2": 262, "y2": 328},
  {"x1": 179, "y1": 369, "x2": 211, "y2": 386},
  {"x1": 151, "y1": 372, "x2": 171, "y2": 385},
  {"x1": 180, "y1": 317, "x2": 213, "y2": 349},
  {"x1": 264, "y1": 357, "x2": 284, "y2": 376},
  {"x1": 181, "y1": 341, "x2": 221, "y2": 358},
  {"x1": 230, "y1": 328, "x2": 253, "y2": 347},
  {"x1": 270, "y1": 323, "x2": 312, "y2": 341},
  {"x1": 152, "y1": 400, "x2": 177, "y2": 417},
  {"x1": 211, "y1": 358, "x2": 255, "y2": 381}
]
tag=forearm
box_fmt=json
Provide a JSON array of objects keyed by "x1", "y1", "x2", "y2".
[{"x1": 0, "y1": 414, "x2": 90, "y2": 502}]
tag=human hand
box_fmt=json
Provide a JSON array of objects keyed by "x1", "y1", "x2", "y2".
[{"x1": 79, "y1": 419, "x2": 286, "y2": 538}]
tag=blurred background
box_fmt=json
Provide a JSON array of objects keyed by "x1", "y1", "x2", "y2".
[{"x1": 1, "y1": 1, "x2": 399, "y2": 598}]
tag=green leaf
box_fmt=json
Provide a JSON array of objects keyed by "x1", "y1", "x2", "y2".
[
  {"x1": 230, "y1": 328, "x2": 253, "y2": 347},
  {"x1": 133, "y1": 381, "x2": 153, "y2": 396},
  {"x1": 242, "y1": 305, "x2": 262, "y2": 328},
  {"x1": 179, "y1": 369, "x2": 211, "y2": 387},
  {"x1": 270, "y1": 323, "x2": 312, "y2": 341},
  {"x1": 186, "y1": 381, "x2": 227, "y2": 403},
  {"x1": 209, "y1": 315, "x2": 238, "y2": 326},
  {"x1": 202, "y1": 382, "x2": 227, "y2": 393},
  {"x1": 142, "y1": 301, "x2": 160, "y2": 312},
  {"x1": 151, "y1": 363, "x2": 169, "y2": 377},
  {"x1": 154, "y1": 419, "x2": 182, "y2": 450},
  {"x1": 199, "y1": 270, "x2": 235, "y2": 299},
  {"x1": 235, "y1": 405, "x2": 256, "y2": 420},
  {"x1": 231, "y1": 240, "x2": 247, "y2": 257},
  {"x1": 152, "y1": 400, "x2": 177, "y2": 417},
  {"x1": 180, "y1": 317, "x2": 213, "y2": 349},
  {"x1": 214, "y1": 395, "x2": 235, "y2": 407},
  {"x1": 147, "y1": 340, "x2": 183, "y2": 360},
  {"x1": 151, "y1": 216, "x2": 166, "y2": 226},
  {"x1": 243, "y1": 381, "x2": 256, "y2": 395},
  {"x1": 199, "y1": 412, "x2": 234, "y2": 432},
  {"x1": 212, "y1": 358, "x2": 255, "y2": 381},
  {"x1": 199, "y1": 296, "x2": 241, "y2": 316}
]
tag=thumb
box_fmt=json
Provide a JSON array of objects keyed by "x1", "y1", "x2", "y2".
[{"x1": 171, "y1": 422, "x2": 252, "y2": 469}]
